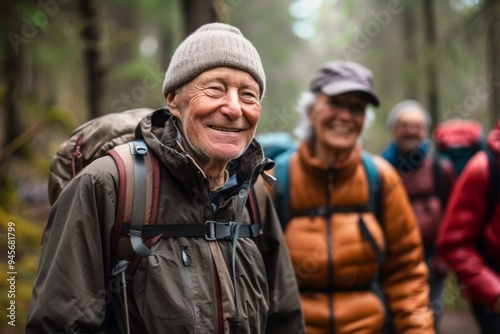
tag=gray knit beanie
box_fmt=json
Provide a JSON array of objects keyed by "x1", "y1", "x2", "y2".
[{"x1": 162, "y1": 22, "x2": 265, "y2": 100}]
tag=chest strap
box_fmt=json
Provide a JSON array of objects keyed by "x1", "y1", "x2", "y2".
[{"x1": 120, "y1": 221, "x2": 261, "y2": 240}]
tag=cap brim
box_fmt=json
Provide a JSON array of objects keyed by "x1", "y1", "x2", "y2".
[{"x1": 321, "y1": 81, "x2": 380, "y2": 106}]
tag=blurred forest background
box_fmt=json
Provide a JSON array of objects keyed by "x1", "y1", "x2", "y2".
[{"x1": 1, "y1": 0, "x2": 499, "y2": 332}]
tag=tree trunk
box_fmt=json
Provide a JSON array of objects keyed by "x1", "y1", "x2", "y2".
[
  {"x1": 78, "y1": 0, "x2": 104, "y2": 119},
  {"x1": 486, "y1": 0, "x2": 500, "y2": 127},
  {"x1": 422, "y1": 0, "x2": 439, "y2": 126},
  {"x1": 2, "y1": 1, "x2": 24, "y2": 149},
  {"x1": 181, "y1": 0, "x2": 217, "y2": 36},
  {"x1": 402, "y1": 2, "x2": 418, "y2": 99}
]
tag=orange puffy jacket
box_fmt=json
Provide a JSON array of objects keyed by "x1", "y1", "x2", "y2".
[{"x1": 272, "y1": 143, "x2": 434, "y2": 334}]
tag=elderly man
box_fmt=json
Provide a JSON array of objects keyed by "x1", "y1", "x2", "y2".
[
  {"x1": 381, "y1": 100, "x2": 455, "y2": 330},
  {"x1": 27, "y1": 23, "x2": 304, "y2": 333}
]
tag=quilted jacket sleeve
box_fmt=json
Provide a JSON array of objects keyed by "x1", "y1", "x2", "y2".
[
  {"x1": 437, "y1": 152, "x2": 500, "y2": 308},
  {"x1": 254, "y1": 178, "x2": 306, "y2": 334},
  {"x1": 376, "y1": 158, "x2": 434, "y2": 333}
]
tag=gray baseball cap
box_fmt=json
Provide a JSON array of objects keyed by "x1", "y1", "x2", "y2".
[{"x1": 309, "y1": 60, "x2": 380, "y2": 106}]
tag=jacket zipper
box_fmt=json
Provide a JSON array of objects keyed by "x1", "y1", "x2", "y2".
[{"x1": 325, "y1": 165, "x2": 335, "y2": 334}]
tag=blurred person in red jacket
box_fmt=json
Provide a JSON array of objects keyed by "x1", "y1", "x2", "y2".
[{"x1": 437, "y1": 121, "x2": 500, "y2": 334}]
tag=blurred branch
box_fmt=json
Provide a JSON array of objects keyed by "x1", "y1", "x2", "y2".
[
  {"x1": 0, "y1": 122, "x2": 46, "y2": 168},
  {"x1": 0, "y1": 107, "x2": 74, "y2": 168}
]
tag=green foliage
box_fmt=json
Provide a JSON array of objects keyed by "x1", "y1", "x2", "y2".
[{"x1": 0, "y1": 210, "x2": 43, "y2": 332}]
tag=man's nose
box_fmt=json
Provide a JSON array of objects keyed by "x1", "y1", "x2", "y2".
[
  {"x1": 407, "y1": 123, "x2": 422, "y2": 134},
  {"x1": 220, "y1": 90, "x2": 243, "y2": 119}
]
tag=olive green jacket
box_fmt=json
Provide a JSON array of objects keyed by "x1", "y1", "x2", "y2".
[{"x1": 27, "y1": 109, "x2": 305, "y2": 333}]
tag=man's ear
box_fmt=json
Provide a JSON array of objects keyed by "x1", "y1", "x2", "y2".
[{"x1": 166, "y1": 90, "x2": 181, "y2": 118}]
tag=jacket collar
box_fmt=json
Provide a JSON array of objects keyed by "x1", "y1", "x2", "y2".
[{"x1": 297, "y1": 141, "x2": 361, "y2": 182}]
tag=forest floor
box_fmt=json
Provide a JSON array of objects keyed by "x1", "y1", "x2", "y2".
[{"x1": 439, "y1": 307, "x2": 480, "y2": 334}]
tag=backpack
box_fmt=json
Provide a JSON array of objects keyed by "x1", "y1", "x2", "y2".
[
  {"x1": 255, "y1": 131, "x2": 297, "y2": 161},
  {"x1": 433, "y1": 119, "x2": 485, "y2": 176},
  {"x1": 403, "y1": 157, "x2": 453, "y2": 248},
  {"x1": 47, "y1": 108, "x2": 263, "y2": 276},
  {"x1": 485, "y1": 148, "x2": 500, "y2": 222},
  {"x1": 48, "y1": 108, "x2": 154, "y2": 205}
]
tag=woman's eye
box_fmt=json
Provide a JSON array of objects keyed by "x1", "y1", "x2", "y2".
[{"x1": 329, "y1": 100, "x2": 342, "y2": 108}]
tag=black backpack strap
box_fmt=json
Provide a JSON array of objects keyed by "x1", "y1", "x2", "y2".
[
  {"x1": 485, "y1": 148, "x2": 500, "y2": 222},
  {"x1": 432, "y1": 157, "x2": 448, "y2": 207},
  {"x1": 120, "y1": 221, "x2": 262, "y2": 240},
  {"x1": 127, "y1": 140, "x2": 153, "y2": 258}
]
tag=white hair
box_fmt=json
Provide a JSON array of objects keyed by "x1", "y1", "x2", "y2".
[
  {"x1": 386, "y1": 99, "x2": 432, "y2": 131},
  {"x1": 293, "y1": 92, "x2": 376, "y2": 143}
]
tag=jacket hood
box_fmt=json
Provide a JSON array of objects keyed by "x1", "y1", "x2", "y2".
[
  {"x1": 487, "y1": 121, "x2": 500, "y2": 154},
  {"x1": 136, "y1": 108, "x2": 273, "y2": 188}
]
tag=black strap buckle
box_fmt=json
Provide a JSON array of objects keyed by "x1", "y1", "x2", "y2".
[{"x1": 205, "y1": 220, "x2": 237, "y2": 241}]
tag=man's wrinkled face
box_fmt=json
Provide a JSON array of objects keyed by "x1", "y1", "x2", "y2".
[
  {"x1": 392, "y1": 108, "x2": 428, "y2": 153},
  {"x1": 167, "y1": 67, "x2": 261, "y2": 166},
  {"x1": 309, "y1": 91, "x2": 367, "y2": 153}
]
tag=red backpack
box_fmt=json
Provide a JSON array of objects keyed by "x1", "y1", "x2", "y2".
[{"x1": 433, "y1": 119, "x2": 485, "y2": 176}]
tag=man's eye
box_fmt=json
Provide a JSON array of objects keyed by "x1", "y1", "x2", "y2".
[
  {"x1": 206, "y1": 87, "x2": 224, "y2": 95},
  {"x1": 241, "y1": 91, "x2": 259, "y2": 102}
]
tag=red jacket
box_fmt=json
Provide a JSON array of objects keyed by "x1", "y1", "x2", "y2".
[{"x1": 437, "y1": 121, "x2": 500, "y2": 308}]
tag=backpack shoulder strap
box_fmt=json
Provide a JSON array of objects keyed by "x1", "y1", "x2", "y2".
[
  {"x1": 361, "y1": 152, "x2": 383, "y2": 224},
  {"x1": 433, "y1": 156, "x2": 453, "y2": 207},
  {"x1": 273, "y1": 148, "x2": 295, "y2": 231},
  {"x1": 360, "y1": 152, "x2": 385, "y2": 264},
  {"x1": 485, "y1": 148, "x2": 499, "y2": 222},
  {"x1": 108, "y1": 139, "x2": 161, "y2": 271}
]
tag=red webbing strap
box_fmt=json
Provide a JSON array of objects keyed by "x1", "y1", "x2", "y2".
[
  {"x1": 72, "y1": 134, "x2": 84, "y2": 177},
  {"x1": 109, "y1": 144, "x2": 136, "y2": 263},
  {"x1": 247, "y1": 187, "x2": 261, "y2": 227},
  {"x1": 146, "y1": 148, "x2": 160, "y2": 227},
  {"x1": 247, "y1": 187, "x2": 261, "y2": 246}
]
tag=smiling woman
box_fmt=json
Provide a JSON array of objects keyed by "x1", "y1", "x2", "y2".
[{"x1": 269, "y1": 60, "x2": 435, "y2": 333}]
